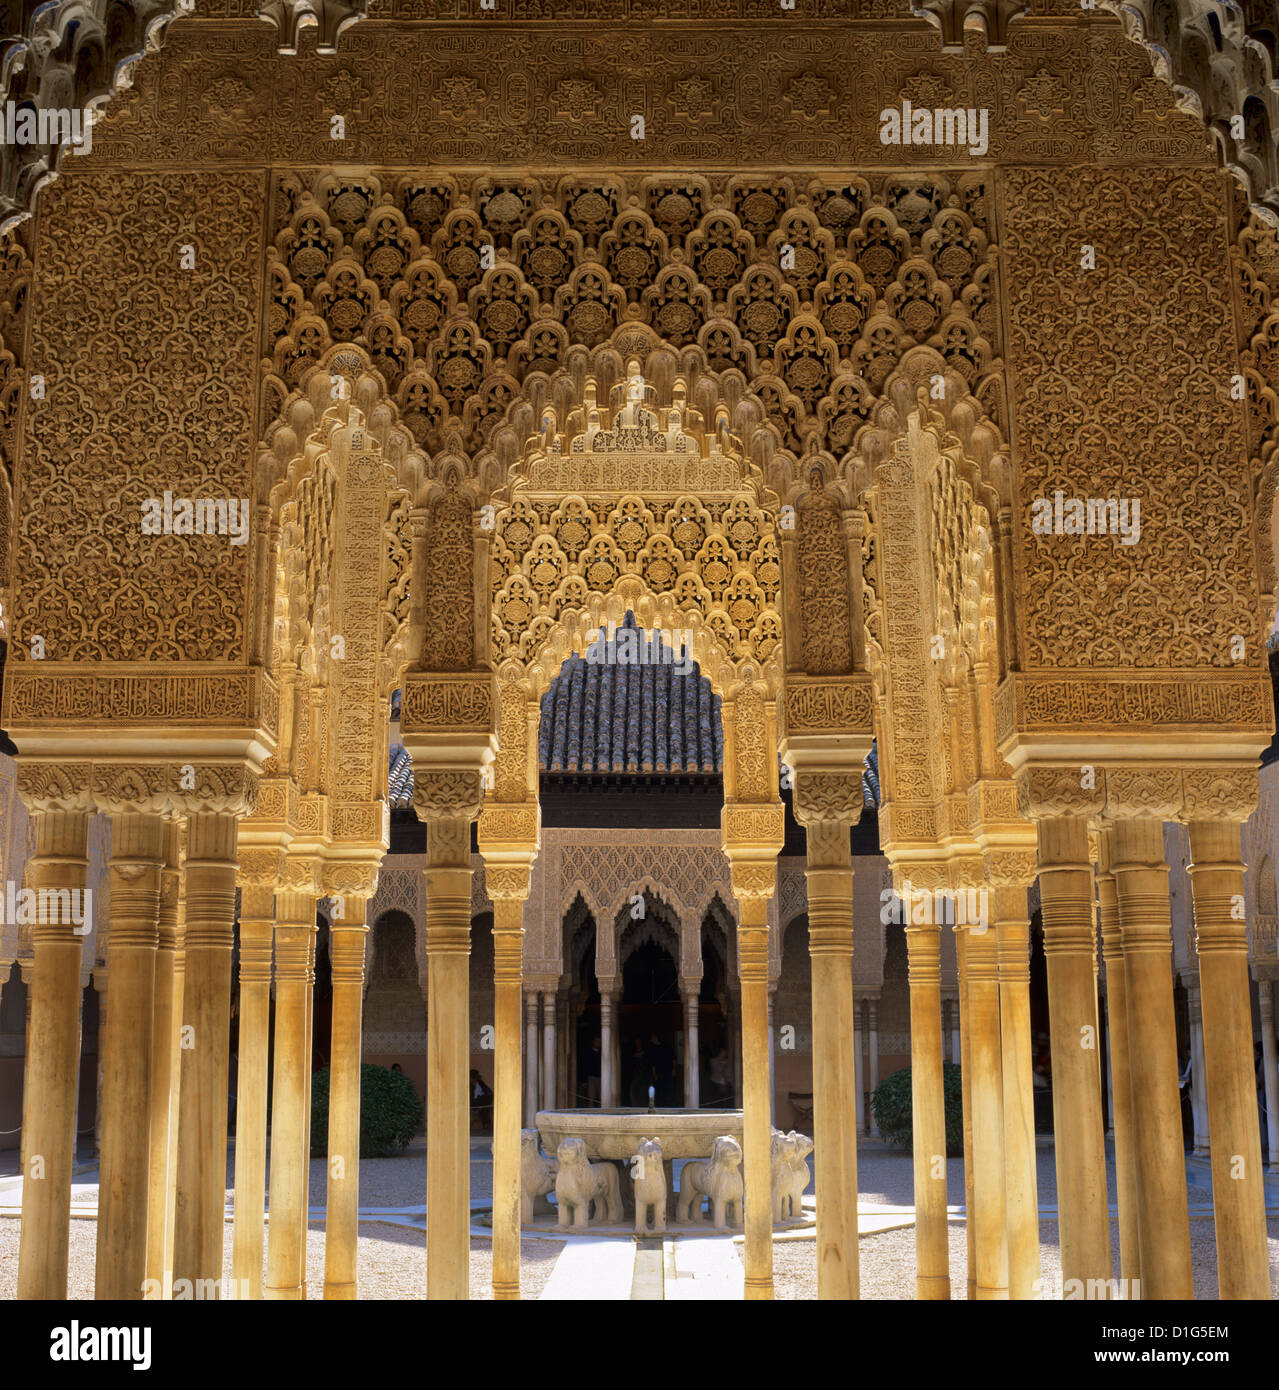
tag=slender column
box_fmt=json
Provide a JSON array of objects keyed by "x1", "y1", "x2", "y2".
[
  {"x1": 1110, "y1": 815, "x2": 1192, "y2": 1300},
  {"x1": 735, "y1": 890, "x2": 774, "y2": 1298},
  {"x1": 524, "y1": 991, "x2": 539, "y2": 1124},
  {"x1": 324, "y1": 891, "x2": 372, "y2": 1300},
  {"x1": 866, "y1": 996, "x2": 880, "y2": 1135},
  {"x1": 163, "y1": 854, "x2": 186, "y2": 1289},
  {"x1": 1259, "y1": 977, "x2": 1279, "y2": 1176},
  {"x1": 423, "y1": 812, "x2": 475, "y2": 1300},
  {"x1": 600, "y1": 991, "x2": 615, "y2": 1107},
  {"x1": 94, "y1": 969, "x2": 106, "y2": 1160},
  {"x1": 949, "y1": 1001, "x2": 961, "y2": 1071},
  {"x1": 97, "y1": 812, "x2": 166, "y2": 1300},
  {"x1": 18, "y1": 958, "x2": 33, "y2": 1177},
  {"x1": 957, "y1": 927, "x2": 976, "y2": 1298},
  {"x1": 964, "y1": 922, "x2": 1008, "y2": 1299},
  {"x1": 173, "y1": 811, "x2": 239, "y2": 1291},
  {"x1": 484, "y1": 864, "x2": 530, "y2": 1301},
  {"x1": 541, "y1": 990, "x2": 557, "y2": 1111},
  {"x1": 1034, "y1": 814, "x2": 1110, "y2": 1286},
  {"x1": 1186, "y1": 818, "x2": 1270, "y2": 1300},
  {"x1": 16, "y1": 809, "x2": 90, "y2": 1300},
  {"x1": 265, "y1": 886, "x2": 318, "y2": 1300},
  {"x1": 231, "y1": 883, "x2": 274, "y2": 1300},
  {"x1": 801, "y1": 818, "x2": 860, "y2": 1299},
  {"x1": 684, "y1": 988, "x2": 700, "y2": 1108},
  {"x1": 1187, "y1": 983, "x2": 1210, "y2": 1156},
  {"x1": 904, "y1": 915, "x2": 950, "y2": 1299},
  {"x1": 854, "y1": 998, "x2": 865, "y2": 1134},
  {"x1": 1096, "y1": 830, "x2": 1140, "y2": 1287},
  {"x1": 994, "y1": 887, "x2": 1040, "y2": 1300},
  {"x1": 146, "y1": 823, "x2": 184, "y2": 1299}
]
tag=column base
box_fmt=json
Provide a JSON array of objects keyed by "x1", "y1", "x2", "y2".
[
  {"x1": 492, "y1": 1280, "x2": 520, "y2": 1300},
  {"x1": 916, "y1": 1273, "x2": 951, "y2": 1300},
  {"x1": 323, "y1": 1281, "x2": 357, "y2": 1300},
  {"x1": 744, "y1": 1275, "x2": 774, "y2": 1300}
]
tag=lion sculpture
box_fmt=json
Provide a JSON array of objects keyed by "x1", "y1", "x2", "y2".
[
  {"x1": 555, "y1": 1136, "x2": 624, "y2": 1228},
  {"x1": 520, "y1": 1130, "x2": 557, "y2": 1224},
  {"x1": 676, "y1": 1135, "x2": 744, "y2": 1229},
  {"x1": 771, "y1": 1128, "x2": 813, "y2": 1223},
  {"x1": 631, "y1": 1137, "x2": 667, "y2": 1234}
]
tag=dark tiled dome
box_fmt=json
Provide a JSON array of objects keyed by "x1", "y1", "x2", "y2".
[{"x1": 538, "y1": 613, "x2": 722, "y2": 774}]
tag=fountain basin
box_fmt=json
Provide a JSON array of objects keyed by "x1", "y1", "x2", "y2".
[{"x1": 535, "y1": 1107, "x2": 744, "y2": 1161}]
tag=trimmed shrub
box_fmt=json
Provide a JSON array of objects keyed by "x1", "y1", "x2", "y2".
[
  {"x1": 310, "y1": 1062, "x2": 425, "y2": 1158},
  {"x1": 870, "y1": 1063, "x2": 964, "y2": 1157}
]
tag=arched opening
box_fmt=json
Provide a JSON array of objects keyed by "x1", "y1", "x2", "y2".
[{"x1": 619, "y1": 897, "x2": 683, "y2": 1107}]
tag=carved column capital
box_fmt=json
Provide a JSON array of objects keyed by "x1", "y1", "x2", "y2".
[
  {"x1": 791, "y1": 770, "x2": 864, "y2": 828},
  {"x1": 1014, "y1": 765, "x2": 1104, "y2": 821},
  {"x1": 236, "y1": 847, "x2": 287, "y2": 889},
  {"x1": 484, "y1": 863, "x2": 532, "y2": 902},
  {"x1": 413, "y1": 769, "x2": 485, "y2": 824},
  {"x1": 1100, "y1": 765, "x2": 1184, "y2": 821},
  {"x1": 16, "y1": 762, "x2": 93, "y2": 814},
  {"x1": 322, "y1": 859, "x2": 382, "y2": 899},
  {"x1": 1179, "y1": 766, "x2": 1259, "y2": 823},
  {"x1": 281, "y1": 854, "x2": 324, "y2": 897}
]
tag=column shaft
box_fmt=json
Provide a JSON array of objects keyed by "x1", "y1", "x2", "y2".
[
  {"x1": 541, "y1": 992, "x2": 556, "y2": 1111},
  {"x1": 804, "y1": 829, "x2": 859, "y2": 1299},
  {"x1": 965, "y1": 924, "x2": 1008, "y2": 1299},
  {"x1": 1096, "y1": 831, "x2": 1141, "y2": 1287},
  {"x1": 173, "y1": 812, "x2": 239, "y2": 1291},
  {"x1": 996, "y1": 900, "x2": 1040, "y2": 1300},
  {"x1": 1186, "y1": 820, "x2": 1270, "y2": 1300},
  {"x1": 905, "y1": 922, "x2": 950, "y2": 1299},
  {"x1": 145, "y1": 823, "x2": 184, "y2": 1299},
  {"x1": 1036, "y1": 815, "x2": 1110, "y2": 1285},
  {"x1": 524, "y1": 991, "x2": 539, "y2": 1124},
  {"x1": 231, "y1": 887, "x2": 273, "y2": 1300},
  {"x1": 16, "y1": 810, "x2": 90, "y2": 1300},
  {"x1": 600, "y1": 993, "x2": 614, "y2": 1108},
  {"x1": 491, "y1": 895, "x2": 525, "y2": 1300},
  {"x1": 738, "y1": 909, "x2": 773, "y2": 1299},
  {"x1": 265, "y1": 893, "x2": 316, "y2": 1300},
  {"x1": 1111, "y1": 816, "x2": 1192, "y2": 1299},
  {"x1": 97, "y1": 812, "x2": 166, "y2": 1299},
  {"x1": 685, "y1": 992, "x2": 700, "y2": 1108},
  {"x1": 957, "y1": 928, "x2": 976, "y2": 1298},
  {"x1": 425, "y1": 817, "x2": 472, "y2": 1300},
  {"x1": 324, "y1": 897, "x2": 370, "y2": 1300}
]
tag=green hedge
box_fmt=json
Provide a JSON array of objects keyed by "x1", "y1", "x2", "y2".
[
  {"x1": 310, "y1": 1063, "x2": 424, "y2": 1159},
  {"x1": 870, "y1": 1063, "x2": 964, "y2": 1157}
]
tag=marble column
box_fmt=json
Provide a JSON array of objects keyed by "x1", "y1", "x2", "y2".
[
  {"x1": 524, "y1": 991, "x2": 539, "y2": 1124},
  {"x1": 994, "y1": 884, "x2": 1040, "y2": 1300},
  {"x1": 172, "y1": 811, "x2": 239, "y2": 1292},
  {"x1": 854, "y1": 997, "x2": 865, "y2": 1135},
  {"x1": 733, "y1": 881, "x2": 774, "y2": 1299},
  {"x1": 1110, "y1": 816, "x2": 1192, "y2": 1300},
  {"x1": 1096, "y1": 829, "x2": 1140, "y2": 1288},
  {"x1": 422, "y1": 812, "x2": 475, "y2": 1300},
  {"x1": 231, "y1": 882, "x2": 274, "y2": 1300},
  {"x1": 146, "y1": 823, "x2": 184, "y2": 1300},
  {"x1": 767, "y1": 988, "x2": 777, "y2": 1124},
  {"x1": 541, "y1": 989, "x2": 556, "y2": 1111},
  {"x1": 324, "y1": 890, "x2": 372, "y2": 1300},
  {"x1": 1186, "y1": 817, "x2": 1270, "y2": 1300},
  {"x1": 682, "y1": 988, "x2": 699, "y2": 1108},
  {"x1": 600, "y1": 990, "x2": 616, "y2": 1107},
  {"x1": 265, "y1": 885, "x2": 318, "y2": 1300},
  {"x1": 1187, "y1": 982, "x2": 1210, "y2": 1157},
  {"x1": 97, "y1": 812, "x2": 166, "y2": 1300},
  {"x1": 801, "y1": 816, "x2": 860, "y2": 1300},
  {"x1": 949, "y1": 1002, "x2": 961, "y2": 1071},
  {"x1": 964, "y1": 921, "x2": 1008, "y2": 1299},
  {"x1": 483, "y1": 860, "x2": 532, "y2": 1302},
  {"x1": 16, "y1": 809, "x2": 90, "y2": 1301},
  {"x1": 1258, "y1": 976, "x2": 1279, "y2": 1176},
  {"x1": 866, "y1": 995, "x2": 880, "y2": 1135},
  {"x1": 905, "y1": 912, "x2": 950, "y2": 1299},
  {"x1": 957, "y1": 926, "x2": 976, "y2": 1298},
  {"x1": 1034, "y1": 814, "x2": 1110, "y2": 1287}
]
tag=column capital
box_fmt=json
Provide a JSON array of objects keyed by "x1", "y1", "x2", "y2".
[
  {"x1": 1014, "y1": 764, "x2": 1104, "y2": 821},
  {"x1": 322, "y1": 858, "x2": 381, "y2": 899},
  {"x1": 477, "y1": 800, "x2": 540, "y2": 854},
  {"x1": 721, "y1": 800, "x2": 786, "y2": 857},
  {"x1": 483, "y1": 862, "x2": 532, "y2": 901},
  {"x1": 1180, "y1": 766, "x2": 1258, "y2": 822},
  {"x1": 790, "y1": 769, "x2": 863, "y2": 829},
  {"x1": 237, "y1": 846, "x2": 287, "y2": 889},
  {"x1": 281, "y1": 854, "x2": 324, "y2": 897},
  {"x1": 413, "y1": 769, "x2": 486, "y2": 824}
]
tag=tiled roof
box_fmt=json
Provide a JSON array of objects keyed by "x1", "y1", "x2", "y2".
[
  {"x1": 538, "y1": 613, "x2": 722, "y2": 774},
  {"x1": 388, "y1": 744, "x2": 414, "y2": 808}
]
